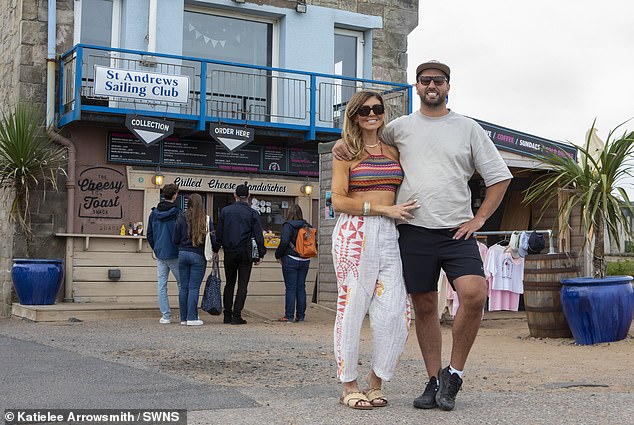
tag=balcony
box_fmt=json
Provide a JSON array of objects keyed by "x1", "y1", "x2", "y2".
[{"x1": 59, "y1": 44, "x2": 413, "y2": 140}]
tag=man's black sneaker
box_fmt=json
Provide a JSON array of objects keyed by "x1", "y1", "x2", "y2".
[
  {"x1": 223, "y1": 314, "x2": 232, "y2": 324},
  {"x1": 413, "y1": 376, "x2": 438, "y2": 409},
  {"x1": 231, "y1": 317, "x2": 247, "y2": 325},
  {"x1": 435, "y1": 367, "x2": 462, "y2": 411}
]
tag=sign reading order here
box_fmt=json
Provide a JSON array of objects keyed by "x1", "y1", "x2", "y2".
[{"x1": 94, "y1": 66, "x2": 190, "y2": 104}]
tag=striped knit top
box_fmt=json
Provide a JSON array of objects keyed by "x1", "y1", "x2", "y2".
[{"x1": 348, "y1": 151, "x2": 404, "y2": 193}]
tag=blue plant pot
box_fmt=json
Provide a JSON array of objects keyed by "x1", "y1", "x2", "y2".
[
  {"x1": 11, "y1": 259, "x2": 64, "y2": 305},
  {"x1": 560, "y1": 275, "x2": 633, "y2": 345}
]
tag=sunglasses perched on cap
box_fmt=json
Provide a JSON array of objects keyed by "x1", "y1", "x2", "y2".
[
  {"x1": 356, "y1": 104, "x2": 385, "y2": 116},
  {"x1": 417, "y1": 76, "x2": 447, "y2": 86}
]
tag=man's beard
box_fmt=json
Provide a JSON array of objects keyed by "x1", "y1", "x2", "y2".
[{"x1": 420, "y1": 91, "x2": 446, "y2": 107}]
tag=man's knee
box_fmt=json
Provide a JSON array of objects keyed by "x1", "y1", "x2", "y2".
[
  {"x1": 411, "y1": 292, "x2": 438, "y2": 316},
  {"x1": 454, "y1": 276, "x2": 487, "y2": 308}
]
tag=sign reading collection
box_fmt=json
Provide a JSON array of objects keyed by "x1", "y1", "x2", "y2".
[
  {"x1": 107, "y1": 132, "x2": 318, "y2": 176},
  {"x1": 125, "y1": 115, "x2": 174, "y2": 146}
]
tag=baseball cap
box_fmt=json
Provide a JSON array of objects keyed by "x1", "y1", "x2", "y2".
[
  {"x1": 527, "y1": 231, "x2": 546, "y2": 254},
  {"x1": 416, "y1": 60, "x2": 450, "y2": 82},
  {"x1": 235, "y1": 182, "x2": 249, "y2": 198}
]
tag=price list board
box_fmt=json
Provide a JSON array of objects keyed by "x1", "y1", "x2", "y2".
[
  {"x1": 162, "y1": 139, "x2": 214, "y2": 168},
  {"x1": 108, "y1": 133, "x2": 160, "y2": 164},
  {"x1": 262, "y1": 145, "x2": 288, "y2": 173},
  {"x1": 214, "y1": 145, "x2": 260, "y2": 172},
  {"x1": 289, "y1": 148, "x2": 319, "y2": 176},
  {"x1": 107, "y1": 132, "x2": 318, "y2": 175}
]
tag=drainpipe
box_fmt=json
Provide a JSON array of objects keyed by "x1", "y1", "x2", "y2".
[
  {"x1": 46, "y1": 0, "x2": 56, "y2": 126},
  {"x1": 46, "y1": 0, "x2": 77, "y2": 302}
]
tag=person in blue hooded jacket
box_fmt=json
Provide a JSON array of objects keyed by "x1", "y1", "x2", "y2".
[
  {"x1": 146, "y1": 183, "x2": 181, "y2": 324},
  {"x1": 275, "y1": 204, "x2": 312, "y2": 322}
]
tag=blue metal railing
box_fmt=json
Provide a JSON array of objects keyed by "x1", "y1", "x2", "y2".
[{"x1": 59, "y1": 44, "x2": 412, "y2": 139}]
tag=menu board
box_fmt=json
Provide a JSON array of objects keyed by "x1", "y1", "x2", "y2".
[
  {"x1": 107, "y1": 132, "x2": 319, "y2": 175},
  {"x1": 289, "y1": 148, "x2": 319, "y2": 176},
  {"x1": 214, "y1": 145, "x2": 260, "y2": 172},
  {"x1": 108, "y1": 133, "x2": 160, "y2": 164},
  {"x1": 262, "y1": 145, "x2": 288, "y2": 173},
  {"x1": 163, "y1": 139, "x2": 214, "y2": 168}
]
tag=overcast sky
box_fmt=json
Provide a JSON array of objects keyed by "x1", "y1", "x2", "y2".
[{"x1": 406, "y1": 0, "x2": 634, "y2": 195}]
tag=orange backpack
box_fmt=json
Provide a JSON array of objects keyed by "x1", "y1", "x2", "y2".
[{"x1": 291, "y1": 224, "x2": 317, "y2": 258}]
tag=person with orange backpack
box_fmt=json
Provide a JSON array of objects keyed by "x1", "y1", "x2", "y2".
[{"x1": 275, "y1": 204, "x2": 315, "y2": 322}]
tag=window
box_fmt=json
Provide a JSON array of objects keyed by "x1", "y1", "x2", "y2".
[
  {"x1": 333, "y1": 29, "x2": 365, "y2": 125},
  {"x1": 183, "y1": 11, "x2": 272, "y2": 67},
  {"x1": 78, "y1": 0, "x2": 117, "y2": 47},
  {"x1": 183, "y1": 8, "x2": 274, "y2": 121}
]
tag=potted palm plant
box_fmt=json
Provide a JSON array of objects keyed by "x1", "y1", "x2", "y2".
[
  {"x1": 0, "y1": 103, "x2": 67, "y2": 305},
  {"x1": 523, "y1": 120, "x2": 634, "y2": 345}
]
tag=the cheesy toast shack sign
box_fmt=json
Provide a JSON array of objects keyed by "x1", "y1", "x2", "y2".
[{"x1": 94, "y1": 66, "x2": 190, "y2": 104}]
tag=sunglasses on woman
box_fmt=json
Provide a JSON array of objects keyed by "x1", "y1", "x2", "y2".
[{"x1": 356, "y1": 104, "x2": 385, "y2": 116}]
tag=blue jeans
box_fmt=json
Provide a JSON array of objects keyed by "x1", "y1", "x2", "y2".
[
  {"x1": 281, "y1": 256, "x2": 310, "y2": 321},
  {"x1": 178, "y1": 251, "x2": 207, "y2": 321},
  {"x1": 157, "y1": 258, "x2": 180, "y2": 320}
]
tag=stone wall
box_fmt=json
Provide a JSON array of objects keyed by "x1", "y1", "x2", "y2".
[
  {"x1": 240, "y1": 1, "x2": 418, "y2": 85},
  {"x1": 310, "y1": 0, "x2": 418, "y2": 85},
  {"x1": 0, "y1": 0, "x2": 74, "y2": 316}
]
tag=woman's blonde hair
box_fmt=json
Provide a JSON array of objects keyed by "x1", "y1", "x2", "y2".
[
  {"x1": 185, "y1": 193, "x2": 207, "y2": 247},
  {"x1": 341, "y1": 90, "x2": 386, "y2": 160}
]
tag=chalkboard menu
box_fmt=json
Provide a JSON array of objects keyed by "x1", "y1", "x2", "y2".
[
  {"x1": 107, "y1": 132, "x2": 319, "y2": 176},
  {"x1": 262, "y1": 145, "x2": 288, "y2": 173},
  {"x1": 289, "y1": 148, "x2": 319, "y2": 176},
  {"x1": 108, "y1": 133, "x2": 160, "y2": 164},
  {"x1": 214, "y1": 145, "x2": 260, "y2": 172},
  {"x1": 163, "y1": 139, "x2": 214, "y2": 168}
]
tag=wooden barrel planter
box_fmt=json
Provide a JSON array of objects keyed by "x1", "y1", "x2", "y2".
[{"x1": 523, "y1": 253, "x2": 580, "y2": 338}]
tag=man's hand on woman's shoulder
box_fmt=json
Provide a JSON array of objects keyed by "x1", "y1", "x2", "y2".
[{"x1": 332, "y1": 138, "x2": 353, "y2": 161}]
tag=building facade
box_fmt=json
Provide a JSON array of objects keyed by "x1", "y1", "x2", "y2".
[{"x1": 0, "y1": 0, "x2": 419, "y2": 316}]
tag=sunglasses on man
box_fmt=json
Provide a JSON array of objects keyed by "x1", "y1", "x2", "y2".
[
  {"x1": 418, "y1": 76, "x2": 447, "y2": 86},
  {"x1": 356, "y1": 104, "x2": 385, "y2": 116}
]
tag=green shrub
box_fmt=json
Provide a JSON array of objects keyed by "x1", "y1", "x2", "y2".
[{"x1": 606, "y1": 260, "x2": 634, "y2": 276}]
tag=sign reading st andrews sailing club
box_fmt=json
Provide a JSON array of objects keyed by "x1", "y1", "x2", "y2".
[{"x1": 94, "y1": 66, "x2": 190, "y2": 104}]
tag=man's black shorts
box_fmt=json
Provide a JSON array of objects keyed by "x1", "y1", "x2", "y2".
[{"x1": 398, "y1": 224, "x2": 485, "y2": 293}]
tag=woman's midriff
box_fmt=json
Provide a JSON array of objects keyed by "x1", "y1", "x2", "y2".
[{"x1": 349, "y1": 190, "x2": 396, "y2": 213}]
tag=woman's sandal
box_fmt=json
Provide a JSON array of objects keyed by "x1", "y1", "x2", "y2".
[
  {"x1": 364, "y1": 388, "x2": 388, "y2": 407},
  {"x1": 339, "y1": 392, "x2": 374, "y2": 410}
]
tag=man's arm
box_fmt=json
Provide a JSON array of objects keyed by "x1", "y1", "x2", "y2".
[
  {"x1": 146, "y1": 214, "x2": 154, "y2": 249},
  {"x1": 453, "y1": 179, "x2": 511, "y2": 240}
]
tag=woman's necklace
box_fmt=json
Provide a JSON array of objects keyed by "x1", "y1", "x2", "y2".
[{"x1": 365, "y1": 141, "x2": 381, "y2": 149}]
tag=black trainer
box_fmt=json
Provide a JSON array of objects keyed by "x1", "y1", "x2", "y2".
[
  {"x1": 231, "y1": 317, "x2": 247, "y2": 325},
  {"x1": 413, "y1": 376, "x2": 438, "y2": 409},
  {"x1": 223, "y1": 313, "x2": 232, "y2": 324},
  {"x1": 435, "y1": 367, "x2": 462, "y2": 411}
]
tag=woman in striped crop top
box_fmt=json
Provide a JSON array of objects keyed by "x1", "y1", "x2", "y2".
[{"x1": 330, "y1": 90, "x2": 420, "y2": 410}]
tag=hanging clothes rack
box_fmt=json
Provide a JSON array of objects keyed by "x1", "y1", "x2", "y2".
[{"x1": 473, "y1": 230, "x2": 555, "y2": 254}]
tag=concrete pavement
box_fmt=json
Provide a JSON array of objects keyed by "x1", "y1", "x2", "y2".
[{"x1": 0, "y1": 300, "x2": 632, "y2": 425}]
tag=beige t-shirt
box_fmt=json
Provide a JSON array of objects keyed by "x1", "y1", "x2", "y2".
[{"x1": 382, "y1": 110, "x2": 512, "y2": 228}]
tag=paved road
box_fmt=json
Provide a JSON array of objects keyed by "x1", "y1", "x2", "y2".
[{"x1": 0, "y1": 303, "x2": 632, "y2": 425}]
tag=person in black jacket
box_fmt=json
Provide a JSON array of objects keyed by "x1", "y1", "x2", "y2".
[
  {"x1": 146, "y1": 183, "x2": 181, "y2": 324},
  {"x1": 173, "y1": 193, "x2": 213, "y2": 326},
  {"x1": 275, "y1": 205, "x2": 311, "y2": 322},
  {"x1": 212, "y1": 183, "x2": 266, "y2": 325}
]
